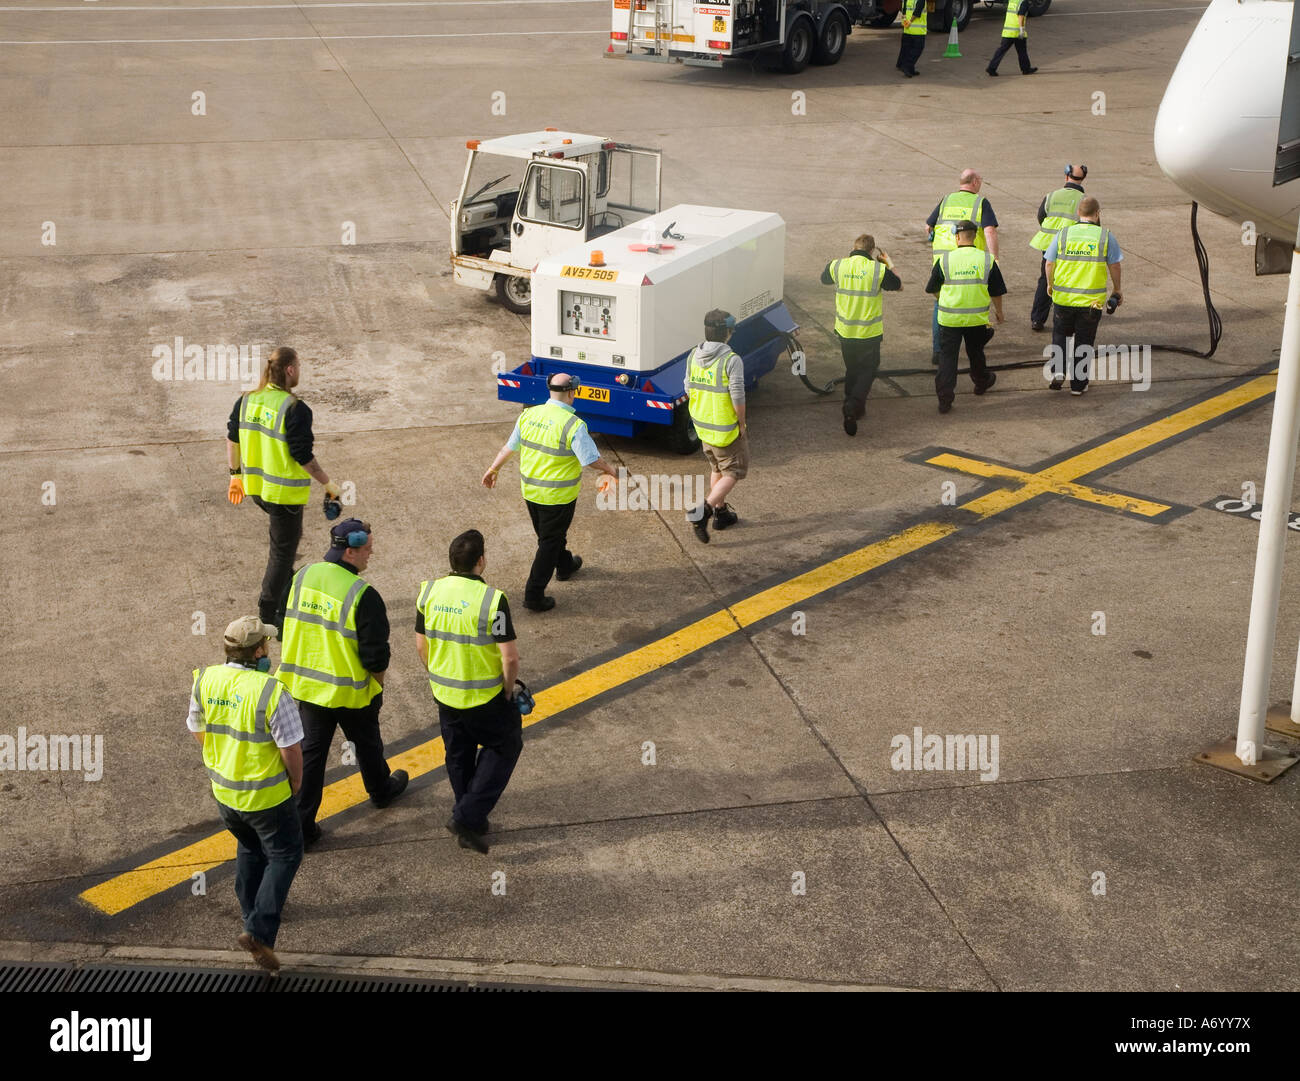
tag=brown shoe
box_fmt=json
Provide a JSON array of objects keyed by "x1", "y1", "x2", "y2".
[{"x1": 237, "y1": 931, "x2": 281, "y2": 972}]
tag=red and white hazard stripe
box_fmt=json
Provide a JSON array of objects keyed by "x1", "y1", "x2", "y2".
[
  {"x1": 646, "y1": 400, "x2": 673, "y2": 410},
  {"x1": 498, "y1": 378, "x2": 521, "y2": 388}
]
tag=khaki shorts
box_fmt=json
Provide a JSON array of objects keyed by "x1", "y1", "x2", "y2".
[{"x1": 701, "y1": 431, "x2": 749, "y2": 480}]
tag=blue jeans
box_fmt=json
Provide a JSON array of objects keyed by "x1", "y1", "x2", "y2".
[{"x1": 217, "y1": 796, "x2": 304, "y2": 947}]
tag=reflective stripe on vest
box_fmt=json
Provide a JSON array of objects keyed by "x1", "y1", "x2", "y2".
[
  {"x1": 1051, "y1": 224, "x2": 1110, "y2": 307},
  {"x1": 1031, "y1": 187, "x2": 1083, "y2": 251},
  {"x1": 237, "y1": 387, "x2": 311, "y2": 505},
  {"x1": 1003, "y1": 5, "x2": 1025, "y2": 37},
  {"x1": 829, "y1": 256, "x2": 886, "y2": 340},
  {"x1": 418, "y1": 576, "x2": 505, "y2": 709},
  {"x1": 194, "y1": 665, "x2": 291, "y2": 812},
  {"x1": 686, "y1": 346, "x2": 741, "y2": 448},
  {"x1": 932, "y1": 191, "x2": 986, "y2": 261},
  {"x1": 518, "y1": 401, "x2": 583, "y2": 505},
  {"x1": 937, "y1": 248, "x2": 994, "y2": 327},
  {"x1": 277, "y1": 562, "x2": 380, "y2": 709}
]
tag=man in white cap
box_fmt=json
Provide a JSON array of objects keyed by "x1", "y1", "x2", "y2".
[{"x1": 188, "y1": 616, "x2": 304, "y2": 972}]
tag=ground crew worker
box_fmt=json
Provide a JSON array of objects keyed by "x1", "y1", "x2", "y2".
[
  {"x1": 278, "y1": 519, "x2": 408, "y2": 847},
  {"x1": 416, "y1": 529, "x2": 522, "y2": 856},
  {"x1": 227, "y1": 346, "x2": 342, "y2": 634},
  {"x1": 926, "y1": 171, "x2": 999, "y2": 366},
  {"x1": 986, "y1": 1, "x2": 1037, "y2": 76},
  {"x1": 1045, "y1": 196, "x2": 1124, "y2": 395},
  {"x1": 187, "y1": 616, "x2": 304, "y2": 972},
  {"x1": 821, "y1": 234, "x2": 903, "y2": 437},
  {"x1": 685, "y1": 309, "x2": 747, "y2": 543},
  {"x1": 896, "y1": 0, "x2": 928, "y2": 78},
  {"x1": 482, "y1": 374, "x2": 619, "y2": 613},
  {"x1": 925, "y1": 219, "x2": 1006, "y2": 413},
  {"x1": 1031, "y1": 165, "x2": 1087, "y2": 330}
]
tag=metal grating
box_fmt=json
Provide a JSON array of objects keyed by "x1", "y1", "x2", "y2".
[
  {"x1": 0, "y1": 961, "x2": 76, "y2": 993},
  {"x1": 1, "y1": 961, "x2": 544, "y2": 992}
]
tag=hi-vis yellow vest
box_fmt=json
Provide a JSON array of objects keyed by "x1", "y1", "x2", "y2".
[
  {"x1": 1002, "y1": 4, "x2": 1026, "y2": 37},
  {"x1": 828, "y1": 256, "x2": 886, "y2": 340},
  {"x1": 687, "y1": 347, "x2": 741, "y2": 447},
  {"x1": 937, "y1": 247, "x2": 994, "y2": 328},
  {"x1": 193, "y1": 664, "x2": 291, "y2": 812},
  {"x1": 1031, "y1": 187, "x2": 1083, "y2": 251},
  {"x1": 902, "y1": 0, "x2": 928, "y2": 34},
  {"x1": 518, "y1": 401, "x2": 584, "y2": 505},
  {"x1": 1051, "y1": 223, "x2": 1111, "y2": 308},
  {"x1": 417, "y1": 576, "x2": 505, "y2": 710},
  {"x1": 932, "y1": 191, "x2": 986, "y2": 262},
  {"x1": 238, "y1": 387, "x2": 311, "y2": 505},
  {"x1": 278, "y1": 561, "x2": 381, "y2": 709}
]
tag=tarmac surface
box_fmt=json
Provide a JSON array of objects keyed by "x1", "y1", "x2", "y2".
[{"x1": 3, "y1": 0, "x2": 1300, "y2": 991}]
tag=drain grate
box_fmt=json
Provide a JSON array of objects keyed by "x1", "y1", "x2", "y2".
[{"x1": 1, "y1": 961, "x2": 545, "y2": 992}]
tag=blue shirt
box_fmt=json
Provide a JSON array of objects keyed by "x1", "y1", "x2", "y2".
[
  {"x1": 507, "y1": 400, "x2": 600, "y2": 466},
  {"x1": 1046, "y1": 228, "x2": 1123, "y2": 263}
]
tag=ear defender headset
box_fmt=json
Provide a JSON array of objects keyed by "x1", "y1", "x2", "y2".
[
  {"x1": 547, "y1": 374, "x2": 581, "y2": 392},
  {"x1": 1065, "y1": 163, "x2": 1088, "y2": 181},
  {"x1": 331, "y1": 522, "x2": 371, "y2": 549}
]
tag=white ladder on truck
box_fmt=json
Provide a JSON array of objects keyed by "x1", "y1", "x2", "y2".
[{"x1": 625, "y1": 0, "x2": 673, "y2": 59}]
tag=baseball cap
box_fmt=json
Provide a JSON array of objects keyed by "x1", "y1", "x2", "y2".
[
  {"x1": 224, "y1": 616, "x2": 277, "y2": 648},
  {"x1": 954, "y1": 219, "x2": 978, "y2": 234},
  {"x1": 325, "y1": 518, "x2": 371, "y2": 562}
]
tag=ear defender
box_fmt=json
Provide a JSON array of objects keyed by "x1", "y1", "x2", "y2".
[{"x1": 346, "y1": 530, "x2": 369, "y2": 548}]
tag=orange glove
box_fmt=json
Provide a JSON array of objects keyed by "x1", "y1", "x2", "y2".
[
  {"x1": 598, "y1": 474, "x2": 618, "y2": 493},
  {"x1": 227, "y1": 476, "x2": 245, "y2": 505}
]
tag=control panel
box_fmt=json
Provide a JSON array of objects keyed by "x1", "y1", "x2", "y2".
[{"x1": 561, "y1": 290, "x2": 616, "y2": 339}]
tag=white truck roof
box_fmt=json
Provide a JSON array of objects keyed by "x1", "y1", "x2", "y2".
[
  {"x1": 536, "y1": 204, "x2": 782, "y2": 282},
  {"x1": 470, "y1": 131, "x2": 611, "y2": 159}
]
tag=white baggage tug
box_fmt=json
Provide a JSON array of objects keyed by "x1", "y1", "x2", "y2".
[{"x1": 496, "y1": 204, "x2": 801, "y2": 454}]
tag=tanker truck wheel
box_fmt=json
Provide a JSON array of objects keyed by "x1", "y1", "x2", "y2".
[
  {"x1": 668, "y1": 402, "x2": 700, "y2": 455},
  {"x1": 812, "y1": 10, "x2": 849, "y2": 65},
  {"x1": 495, "y1": 273, "x2": 531, "y2": 315},
  {"x1": 780, "y1": 14, "x2": 815, "y2": 73}
]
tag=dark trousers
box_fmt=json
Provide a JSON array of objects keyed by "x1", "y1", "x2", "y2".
[
  {"x1": 1031, "y1": 257, "x2": 1052, "y2": 328},
  {"x1": 988, "y1": 36, "x2": 1032, "y2": 73},
  {"x1": 839, "y1": 335, "x2": 882, "y2": 420},
  {"x1": 1051, "y1": 304, "x2": 1103, "y2": 391},
  {"x1": 216, "y1": 796, "x2": 303, "y2": 947},
  {"x1": 525, "y1": 498, "x2": 578, "y2": 603},
  {"x1": 935, "y1": 324, "x2": 993, "y2": 404},
  {"x1": 896, "y1": 33, "x2": 925, "y2": 75},
  {"x1": 251, "y1": 495, "x2": 303, "y2": 632},
  {"x1": 439, "y1": 692, "x2": 523, "y2": 833},
  {"x1": 297, "y1": 694, "x2": 392, "y2": 829}
]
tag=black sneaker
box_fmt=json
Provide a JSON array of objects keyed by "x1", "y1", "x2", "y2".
[
  {"x1": 986, "y1": 68, "x2": 998, "y2": 76},
  {"x1": 371, "y1": 769, "x2": 408, "y2": 808},
  {"x1": 843, "y1": 414, "x2": 857, "y2": 437},
  {"x1": 689, "y1": 502, "x2": 713, "y2": 544},
  {"x1": 713, "y1": 504, "x2": 738, "y2": 530},
  {"x1": 446, "y1": 816, "x2": 489, "y2": 854},
  {"x1": 1070, "y1": 385, "x2": 1089, "y2": 396},
  {"x1": 556, "y1": 555, "x2": 583, "y2": 581},
  {"x1": 974, "y1": 371, "x2": 997, "y2": 396},
  {"x1": 1024, "y1": 67, "x2": 1038, "y2": 75},
  {"x1": 1031, "y1": 322, "x2": 1045, "y2": 332},
  {"x1": 523, "y1": 596, "x2": 556, "y2": 612},
  {"x1": 1049, "y1": 376, "x2": 1064, "y2": 391},
  {"x1": 938, "y1": 399, "x2": 953, "y2": 414}
]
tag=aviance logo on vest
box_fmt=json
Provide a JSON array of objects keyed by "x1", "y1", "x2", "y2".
[
  {"x1": 932, "y1": 192, "x2": 986, "y2": 260},
  {"x1": 1052, "y1": 223, "x2": 1111, "y2": 308},
  {"x1": 829, "y1": 256, "x2": 885, "y2": 341},
  {"x1": 278, "y1": 562, "x2": 381, "y2": 710},
  {"x1": 1032, "y1": 187, "x2": 1084, "y2": 251},
  {"x1": 686, "y1": 347, "x2": 741, "y2": 448},
  {"x1": 194, "y1": 665, "x2": 291, "y2": 812}
]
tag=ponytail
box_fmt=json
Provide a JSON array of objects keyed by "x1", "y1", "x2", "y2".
[{"x1": 256, "y1": 346, "x2": 298, "y2": 395}]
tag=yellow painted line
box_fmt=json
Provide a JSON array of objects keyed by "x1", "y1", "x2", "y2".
[
  {"x1": 79, "y1": 371, "x2": 1279, "y2": 916},
  {"x1": 927, "y1": 453, "x2": 1171, "y2": 517}
]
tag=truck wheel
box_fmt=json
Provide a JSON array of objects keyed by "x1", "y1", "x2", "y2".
[
  {"x1": 668, "y1": 402, "x2": 700, "y2": 455},
  {"x1": 780, "y1": 14, "x2": 815, "y2": 74},
  {"x1": 812, "y1": 9, "x2": 849, "y2": 65},
  {"x1": 1025, "y1": 0, "x2": 1051, "y2": 15},
  {"x1": 495, "y1": 273, "x2": 531, "y2": 315},
  {"x1": 929, "y1": 0, "x2": 970, "y2": 32}
]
